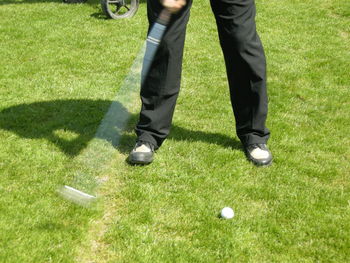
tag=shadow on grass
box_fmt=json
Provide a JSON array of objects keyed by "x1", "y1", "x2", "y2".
[{"x1": 0, "y1": 99, "x2": 240, "y2": 157}]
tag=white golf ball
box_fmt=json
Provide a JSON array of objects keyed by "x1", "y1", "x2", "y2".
[{"x1": 220, "y1": 207, "x2": 234, "y2": 219}]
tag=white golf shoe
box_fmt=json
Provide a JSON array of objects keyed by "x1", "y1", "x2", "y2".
[
  {"x1": 245, "y1": 143, "x2": 272, "y2": 166},
  {"x1": 128, "y1": 141, "x2": 155, "y2": 165}
]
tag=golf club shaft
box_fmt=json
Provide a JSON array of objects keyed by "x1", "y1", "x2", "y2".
[
  {"x1": 58, "y1": 9, "x2": 171, "y2": 207},
  {"x1": 141, "y1": 9, "x2": 171, "y2": 85}
]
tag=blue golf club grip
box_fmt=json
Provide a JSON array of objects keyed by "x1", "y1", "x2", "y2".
[{"x1": 141, "y1": 9, "x2": 171, "y2": 85}]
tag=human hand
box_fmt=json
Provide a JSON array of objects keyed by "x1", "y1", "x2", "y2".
[{"x1": 160, "y1": 0, "x2": 186, "y2": 14}]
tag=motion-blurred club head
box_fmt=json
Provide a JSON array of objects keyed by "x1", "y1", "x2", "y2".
[{"x1": 58, "y1": 185, "x2": 96, "y2": 208}]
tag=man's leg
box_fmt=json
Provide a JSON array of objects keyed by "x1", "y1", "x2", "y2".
[
  {"x1": 129, "y1": 0, "x2": 192, "y2": 164},
  {"x1": 210, "y1": 0, "x2": 272, "y2": 165},
  {"x1": 135, "y1": 0, "x2": 192, "y2": 149}
]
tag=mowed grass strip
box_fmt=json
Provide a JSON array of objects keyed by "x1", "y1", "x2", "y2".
[{"x1": 0, "y1": 0, "x2": 349, "y2": 262}]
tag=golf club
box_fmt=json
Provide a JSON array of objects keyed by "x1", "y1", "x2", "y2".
[
  {"x1": 58, "y1": 9, "x2": 171, "y2": 207},
  {"x1": 141, "y1": 8, "x2": 171, "y2": 85}
]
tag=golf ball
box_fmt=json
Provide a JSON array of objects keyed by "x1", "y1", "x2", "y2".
[{"x1": 220, "y1": 207, "x2": 234, "y2": 219}]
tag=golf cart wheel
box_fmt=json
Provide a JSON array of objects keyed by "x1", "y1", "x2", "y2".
[{"x1": 101, "y1": 0, "x2": 139, "y2": 19}]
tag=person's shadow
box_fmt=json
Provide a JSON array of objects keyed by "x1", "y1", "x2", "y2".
[{"x1": 0, "y1": 99, "x2": 241, "y2": 158}]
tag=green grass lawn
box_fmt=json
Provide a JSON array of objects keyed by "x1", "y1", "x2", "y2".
[{"x1": 0, "y1": 0, "x2": 349, "y2": 262}]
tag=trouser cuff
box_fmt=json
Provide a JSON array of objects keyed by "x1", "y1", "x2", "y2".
[{"x1": 137, "y1": 133, "x2": 160, "y2": 150}]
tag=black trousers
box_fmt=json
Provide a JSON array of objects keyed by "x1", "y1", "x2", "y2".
[{"x1": 135, "y1": 0, "x2": 270, "y2": 149}]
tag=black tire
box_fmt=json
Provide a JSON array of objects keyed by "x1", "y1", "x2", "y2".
[{"x1": 101, "y1": 0, "x2": 139, "y2": 19}]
